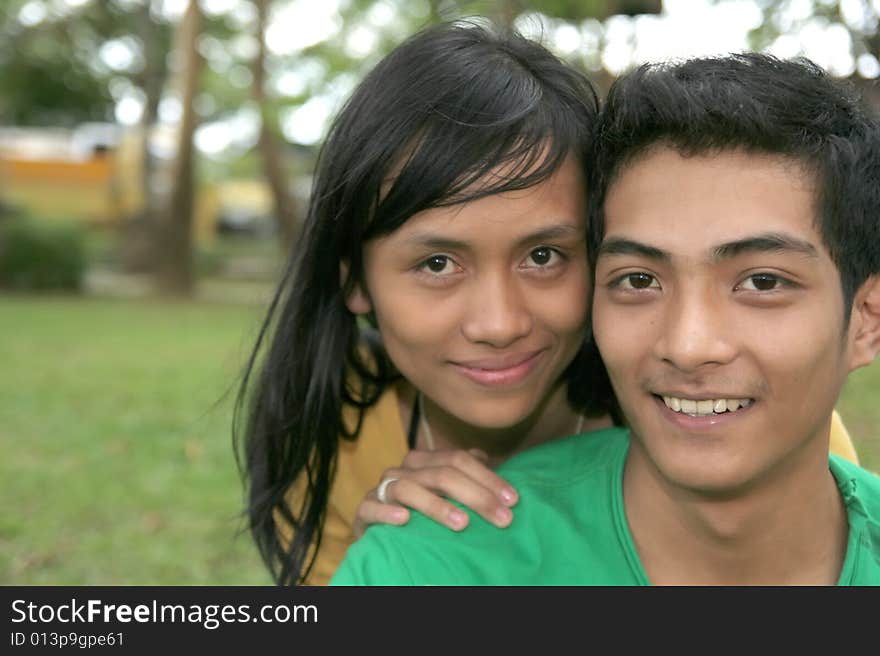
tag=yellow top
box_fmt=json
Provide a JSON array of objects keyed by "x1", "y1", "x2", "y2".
[{"x1": 282, "y1": 385, "x2": 859, "y2": 585}]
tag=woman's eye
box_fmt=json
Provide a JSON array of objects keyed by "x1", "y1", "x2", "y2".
[
  {"x1": 523, "y1": 247, "x2": 560, "y2": 268},
  {"x1": 616, "y1": 272, "x2": 658, "y2": 290},
  {"x1": 419, "y1": 255, "x2": 457, "y2": 276},
  {"x1": 738, "y1": 274, "x2": 784, "y2": 292}
]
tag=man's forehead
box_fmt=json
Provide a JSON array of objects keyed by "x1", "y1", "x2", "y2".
[
  {"x1": 601, "y1": 145, "x2": 824, "y2": 259},
  {"x1": 610, "y1": 143, "x2": 814, "y2": 188}
]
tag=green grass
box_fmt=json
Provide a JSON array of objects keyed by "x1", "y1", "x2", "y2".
[
  {"x1": 0, "y1": 295, "x2": 271, "y2": 584},
  {"x1": 1, "y1": 295, "x2": 878, "y2": 584}
]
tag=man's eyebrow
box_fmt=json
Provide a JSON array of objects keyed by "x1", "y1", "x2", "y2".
[
  {"x1": 595, "y1": 238, "x2": 670, "y2": 262},
  {"x1": 712, "y1": 233, "x2": 819, "y2": 261},
  {"x1": 596, "y1": 233, "x2": 820, "y2": 263}
]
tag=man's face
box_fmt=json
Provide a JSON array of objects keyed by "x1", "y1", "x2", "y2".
[{"x1": 593, "y1": 146, "x2": 858, "y2": 494}]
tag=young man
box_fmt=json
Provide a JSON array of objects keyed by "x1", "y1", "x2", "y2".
[{"x1": 330, "y1": 53, "x2": 880, "y2": 585}]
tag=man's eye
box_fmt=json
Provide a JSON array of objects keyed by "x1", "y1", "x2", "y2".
[
  {"x1": 616, "y1": 272, "x2": 658, "y2": 290},
  {"x1": 738, "y1": 274, "x2": 783, "y2": 291}
]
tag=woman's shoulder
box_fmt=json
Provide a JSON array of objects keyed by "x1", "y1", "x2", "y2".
[
  {"x1": 340, "y1": 381, "x2": 407, "y2": 452},
  {"x1": 332, "y1": 382, "x2": 409, "y2": 518},
  {"x1": 829, "y1": 409, "x2": 859, "y2": 465}
]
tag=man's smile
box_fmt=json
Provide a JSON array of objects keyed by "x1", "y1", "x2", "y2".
[{"x1": 659, "y1": 394, "x2": 755, "y2": 416}]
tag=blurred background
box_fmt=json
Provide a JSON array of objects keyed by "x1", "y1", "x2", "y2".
[{"x1": 1, "y1": 0, "x2": 878, "y2": 585}]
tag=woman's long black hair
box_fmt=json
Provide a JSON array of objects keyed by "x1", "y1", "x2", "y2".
[{"x1": 234, "y1": 20, "x2": 615, "y2": 585}]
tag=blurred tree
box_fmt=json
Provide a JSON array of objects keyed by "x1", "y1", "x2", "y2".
[
  {"x1": 0, "y1": 1, "x2": 176, "y2": 126},
  {"x1": 743, "y1": 0, "x2": 879, "y2": 105},
  {"x1": 0, "y1": 0, "x2": 697, "y2": 294},
  {"x1": 251, "y1": 0, "x2": 298, "y2": 248},
  {"x1": 0, "y1": 0, "x2": 113, "y2": 126},
  {"x1": 0, "y1": 1, "x2": 175, "y2": 273},
  {"x1": 677, "y1": 2, "x2": 879, "y2": 120},
  {"x1": 119, "y1": 0, "x2": 173, "y2": 274},
  {"x1": 288, "y1": 0, "x2": 662, "y2": 105},
  {"x1": 747, "y1": 0, "x2": 878, "y2": 65},
  {"x1": 156, "y1": 0, "x2": 202, "y2": 296},
  {"x1": 135, "y1": 2, "x2": 168, "y2": 206}
]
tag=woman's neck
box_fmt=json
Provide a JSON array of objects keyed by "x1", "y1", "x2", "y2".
[{"x1": 397, "y1": 379, "x2": 611, "y2": 467}]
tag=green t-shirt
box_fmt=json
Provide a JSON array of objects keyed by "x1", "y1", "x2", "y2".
[{"x1": 330, "y1": 427, "x2": 880, "y2": 585}]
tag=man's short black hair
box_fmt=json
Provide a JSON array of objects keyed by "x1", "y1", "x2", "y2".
[{"x1": 589, "y1": 53, "x2": 880, "y2": 312}]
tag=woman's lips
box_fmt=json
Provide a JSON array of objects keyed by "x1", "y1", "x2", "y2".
[{"x1": 451, "y1": 349, "x2": 547, "y2": 387}]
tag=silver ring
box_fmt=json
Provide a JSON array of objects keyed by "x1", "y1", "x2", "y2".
[{"x1": 376, "y1": 477, "x2": 399, "y2": 504}]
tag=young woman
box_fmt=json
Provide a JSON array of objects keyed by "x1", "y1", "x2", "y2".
[
  {"x1": 234, "y1": 21, "x2": 859, "y2": 586},
  {"x1": 234, "y1": 21, "x2": 618, "y2": 586}
]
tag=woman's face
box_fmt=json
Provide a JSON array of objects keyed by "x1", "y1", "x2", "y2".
[{"x1": 346, "y1": 155, "x2": 589, "y2": 429}]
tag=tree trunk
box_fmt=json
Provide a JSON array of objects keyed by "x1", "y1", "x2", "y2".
[
  {"x1": 120, "y1": 0, "x2": 168, "y2": 273},
  {"x1": 137, "y1": 0, "x2": 165, "y2": 220},
  {"x1": 252, "y1": 0, "x2": 298, "y2": 250},
  {"x1": 156, "y1": 0, "x2": 202, "y2": 296}
]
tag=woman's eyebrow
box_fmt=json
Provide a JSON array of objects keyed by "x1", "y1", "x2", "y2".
[
  {"x1": 401, "y1": 223, "x2": 582, "y2": 251},
  {"x1": 400, "y1": 234, "x2": 470, "y2": 251},
  {"x1": 515, "y1": 224, "x2": 582, "y2": 246}
]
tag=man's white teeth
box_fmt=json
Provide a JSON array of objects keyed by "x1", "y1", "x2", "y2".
[{"x1": 662, "y1": 396, "x2": 753, "y2": 416}]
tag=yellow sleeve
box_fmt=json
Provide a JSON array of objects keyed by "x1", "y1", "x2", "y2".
[
  {"x1": 274, "y1": 474, "x2": 358, "y2": 586},
  {"x1": 302, "y1": 501, "x2": 355, "y2": 586},
  {"x1": 279, "y1": 385, "x2": 409, "y2": 585},
  {"x1": 829, "y1": 409, "x2": 859, "y2": 465}
]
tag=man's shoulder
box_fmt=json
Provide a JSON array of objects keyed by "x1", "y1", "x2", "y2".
[
  {"x1": 830, "y1": 456, "x2": 880, "y2": 585},
  {"x1": 331, "y1": 426, "x2": 634, "y2": 585},
  {"x1": 831, "y1": 456, "x2": 880, "y2": 530},
  {"x1": 330, "y1": 506, "x2": 508, "y2": 585},
  {"x1": 831, "y1": 455, "x2": 880, "y2": 508}
]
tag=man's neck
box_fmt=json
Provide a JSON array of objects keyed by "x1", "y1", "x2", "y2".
[{"x1": 623, "y1": 438, "x2": 849, "y2": 585}]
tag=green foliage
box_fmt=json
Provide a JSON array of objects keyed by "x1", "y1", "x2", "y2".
[
  {"x1": 724, "y1": 0, "x2": 880, "y2": 67},
  {"x1": 0, "y1": 53, "x2": 113, "y2": 127},
  {"x1": 0, "y1": 216, "x2": 87, "y2": 291},
  {"x1": 0, "y1": 0, "x2": 171, "y2": 126}
]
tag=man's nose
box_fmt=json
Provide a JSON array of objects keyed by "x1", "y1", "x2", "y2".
[{"x1": 652, "y1": 286, "x2": 737, "y2": 372}]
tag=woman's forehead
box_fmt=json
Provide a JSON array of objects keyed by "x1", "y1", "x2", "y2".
[{"x1": 370, "y1": 157, "x2": 586, "y2": 251}]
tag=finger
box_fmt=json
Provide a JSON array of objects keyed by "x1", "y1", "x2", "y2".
[
  {"x1": 440, "y1": 450, "x2": 519, "y2": 507},
  {"x1": 403, "y1": 450, "x2": 518, "y2": 507},
  {"x1": 353, "y1": 499, "x2": 410, "y2": 538},
  {"x1": 409, "y1": 466, "x2": 515, "y2": 529},
  {"x1": 468, "y1": 448, "x2": 489, "y2": 463},
  {"x1": 382, "y1": 477, "x2": 472, "y2": 531}
]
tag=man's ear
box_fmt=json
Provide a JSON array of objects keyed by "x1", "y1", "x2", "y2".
[
  {"x1": 847, "y1": 275, "x2": 880, "y2": 371},
  {"x1": 340, "y1": 260, "x2": 372, "y2": 315}
]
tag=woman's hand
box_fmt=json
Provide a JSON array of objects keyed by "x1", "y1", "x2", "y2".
[{"x1": 352, "y1": 448, "x2": 518, "y2": 538}]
